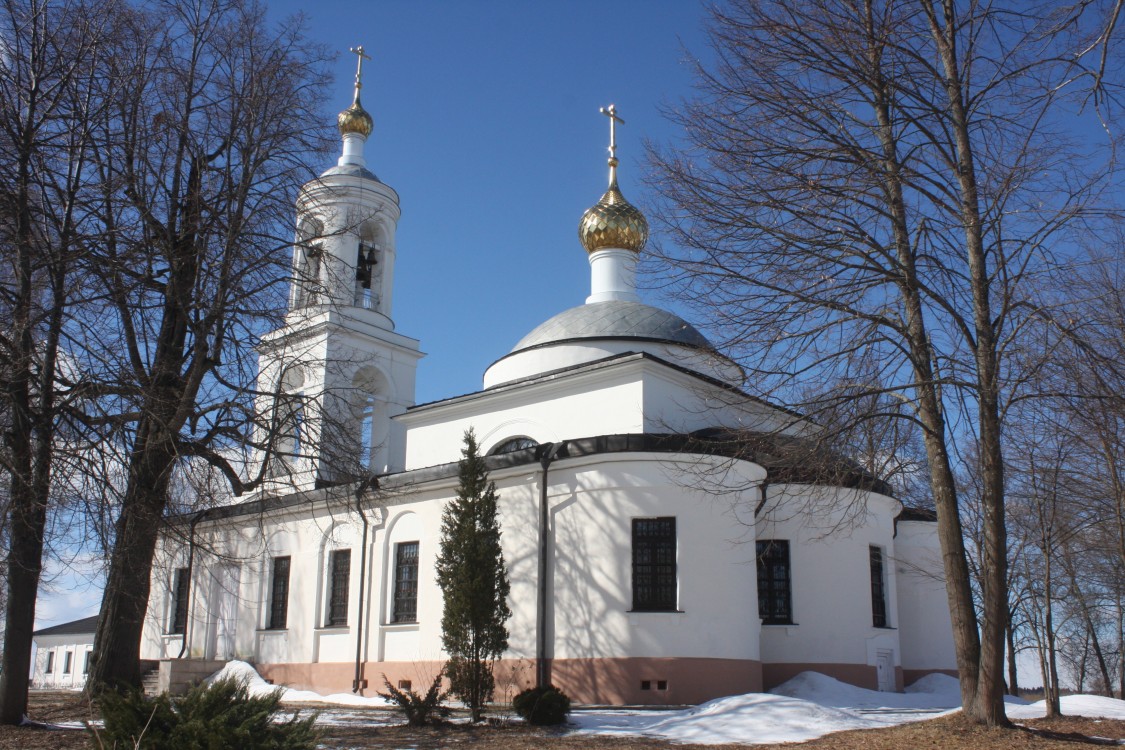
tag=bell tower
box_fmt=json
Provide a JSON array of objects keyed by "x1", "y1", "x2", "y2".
[{"x1": 256, "y1": 46, "x2": 423, "y2": 493}]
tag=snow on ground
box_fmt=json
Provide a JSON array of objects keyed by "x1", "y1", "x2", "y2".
[
  {"x1": 206, "y1": 660, "x2": 395, "y2": 709},
  {"x1": 569, "y1": 693, "x2": 890, "y2": 745},
  {"x1": 1007, "y1": 694, "x2": 1125, "y2": 721},
  {"x1": 204, "y1": 663, "x2": 1125, "y2": 746}
]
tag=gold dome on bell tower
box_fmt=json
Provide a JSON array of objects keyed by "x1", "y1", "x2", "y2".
[
  {"x1": 578, "y1": 104, "x2": 649, "y2": 254},
  {"x1": 337, "y1": 45, "x2": 374, "y2": 138}
]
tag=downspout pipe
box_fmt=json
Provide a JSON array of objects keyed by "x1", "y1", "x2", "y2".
[
  {"x1": 753, "y1": 478, "x2": 770, "y2": 518},
  {"x1": 536, "y1": 442, "x2": 564, "y2": 688},
  {"x1": 177, "y1": 508, "x2": 210, "y2": 659},
  {"x1": 353, "y1": 474, "x2": 379, "y2": 693}
]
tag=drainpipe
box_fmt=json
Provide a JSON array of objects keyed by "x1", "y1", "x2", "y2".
[
  {"x1": 353, "y1": 475, "x2": 379, "y2": 693},
  {"x1": 177, "y1": 508, "x2": 210, "y2": 659},
  {"x1": 753, "y1": 478, "x2": 770, "y2": 518},
  {"x1": 536, "y1": 442, "x2": 564, "y2": 688}
]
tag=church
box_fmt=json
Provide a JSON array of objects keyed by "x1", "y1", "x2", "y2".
[{"x1": 138, "y1": 53, "x2": 957, "y2": 706}]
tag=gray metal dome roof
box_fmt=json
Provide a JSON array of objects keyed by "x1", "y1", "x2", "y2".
[
  {"x1": 320, "y1": 163, "x2": 380, "y2": 182},
  {"x1": 511, "y1": 300, "x2": 714, "y2": 353}
]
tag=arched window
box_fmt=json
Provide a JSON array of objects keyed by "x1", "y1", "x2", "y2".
[
  {"x1": 488, "y1": 436, "x2": 539, "y2": 455},
  {"x1": 354, "y1": 222, "x2": 386, "y2": 310},
  {"x1": 294, "y1": 219, "x2": 324, "y2": 308},
  {"x1": 354, "y1": 241, "x2": 379, "y2": 309},
  {"x1": 359, "y1": 395, "x2": 376, "y2": 461}
]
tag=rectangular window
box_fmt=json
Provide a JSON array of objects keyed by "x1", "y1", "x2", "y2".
[
  {"x1": 268, "y1": 556, "x2": 291, "y2": 630},
  {"x1": 632, "y1": 517, "x2": 677, "y2": 611},
  {"x1": 756, "y1": 540, "x2": 792, "y2": 624},
  {"x1": 326, "y1": 549, "x2": 351, "y2": 627},
  {"x1": 83, "y1": 650, "x2": 91, "y2": 675},
  {"x1": 392, "y1": 542, "x2": 420, "y2": 623},
  {"x1": 63, "y1": 651, "x2": 72, "y2": 674},
  {"x1": 870, "y1": 546, "x2": 888, "y2": 628},
  {"x1": 46, "y1": 651, "x2": 55, "y2": 674},
  {"x1": 171, "y1": 567, "x2": 190, "y2": 635}
]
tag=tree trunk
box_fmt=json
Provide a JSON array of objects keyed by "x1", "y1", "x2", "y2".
[
  {"x1": 922, "y1": 0, "x2": 1010, "y2": 725},
  {"x1": 0, "y1": 480, "x2": 47, "y2": 724},
  {"x1": 1043, "y1": 542, "x2": 1061, "y2": 717},
  {"x1": 1006, "y1": 607, "x2": 1020, "y2": 696},
  {"x1": 88, "y1": 416, "x2": 179, "y2": 690}
]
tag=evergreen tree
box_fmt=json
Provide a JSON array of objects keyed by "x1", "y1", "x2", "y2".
[{"x1": 435, "y1": 428, "x2": 512, "y2": 722}]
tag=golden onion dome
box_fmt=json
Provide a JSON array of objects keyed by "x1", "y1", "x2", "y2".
[
  {"x1": 578, "y1": 157, "x2": 649, "y2": 253},
  {"x1": 337, "y1": 95, "x2": 373, "y2": 138}
]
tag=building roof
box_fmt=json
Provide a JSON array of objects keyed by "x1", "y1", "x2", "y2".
[
  {"x1": 510, "y1": 300, "x2": 714, "y2": 353},
  {"x1": 319, "y1": 163, "x2": 380, "y2": 182},
  {"x1": 33, "y1": 615, "x2": 98, "y2": 637}
]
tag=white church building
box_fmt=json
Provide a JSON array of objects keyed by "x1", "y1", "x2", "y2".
[{"x1": 139, "y1": 58, "x2": 957, "y2": 706}]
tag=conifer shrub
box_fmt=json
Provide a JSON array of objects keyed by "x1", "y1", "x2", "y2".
[
  {"x1": 435, "y1": 428, "x2": 513, "y2": 722},
  {"x1": 378, "y1": 671, "x2": 450, "y2": 726},
  {"x1": 92, "y1": 676, "x2": 318, "y2": 749},
  {"x1": 512, "y1": 684, "x2": 571, "y2": 725}
]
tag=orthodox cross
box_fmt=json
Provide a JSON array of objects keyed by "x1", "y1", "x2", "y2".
[
  {"x1": 600, "y1": 104, "x2": 625, "y2": 160},
  {"x1": 350, "y1": 45, "x2": 372, "y2": 94}
]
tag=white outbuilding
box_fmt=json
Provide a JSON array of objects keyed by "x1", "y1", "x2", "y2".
[
  {"x1": 32, "y1": 616, "x2": 97, "y2": 690},
  {"x1": 139, "y1": 63, "x2": 957, "y2": 705}
]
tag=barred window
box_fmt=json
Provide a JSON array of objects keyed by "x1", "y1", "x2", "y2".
[
  {"x1": 756, "y1": 540, "x2": 792, "y2": 624},
  {"x1": 870, "y1": 546, "x2": 888, "y2": 628},
  {"x1": 268, "y1": 556, "x2": 291, "y2": 630},
  {"x1": 392, "y1": 542, "x2": 419, "y2": 623},
  {"x1": 632, "y1": 517, "x2": 677, "y2": 611},
  {"x1": 326, "y1": 549, "x2": 351, "y2": 627},
  {"x1": 171, "y1": 567, "x2": 190, "y2": 635}
]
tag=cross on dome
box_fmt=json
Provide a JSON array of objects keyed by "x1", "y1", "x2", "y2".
[
  {"x1": 337, "y1": 43, "x2": 375, "y2": 141},
  {"x1": 350, "y1": 45, "x2": 371, "y2": 98},
  {"x1": 578, "y1": 102, "x2": 649, "y2": 256}
]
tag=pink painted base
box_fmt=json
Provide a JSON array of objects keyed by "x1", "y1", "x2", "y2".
[{"x1": 258, "y1": 659, "x2": 958, "y2": 706}]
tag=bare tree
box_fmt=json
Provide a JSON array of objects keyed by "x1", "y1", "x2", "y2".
[
  {"x1": 0, "y1": 0, "x2": 113, "y2": 723},
  {"x1": 648, "y1": 0, "x2": 1122, "y2": 725},
  {"x1": 80, "y1": 0, "x2": 332, "y2": 691}
]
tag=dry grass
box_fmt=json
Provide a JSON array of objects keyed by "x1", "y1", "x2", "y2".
[{"x1": 1, "y1": 691, "x2": 1122, "y2": 750}]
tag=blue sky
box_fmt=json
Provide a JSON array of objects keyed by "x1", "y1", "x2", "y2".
[
  {"x1": 273, "y1": 0, "x2": 713, "y2": 405},
  {"x1": 33, "y1": 0, "x2": 714, "y2": 628}
]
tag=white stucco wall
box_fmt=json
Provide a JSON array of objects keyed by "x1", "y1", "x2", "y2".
[
  {"x1": 756, "y1": 485, "x2": 903, "y2": 672},
  {"x1": 894, "y1": 519, "x2": 957, "y2": 675},
  {"x1": 142, "y1": 452, "x2": 769, "y2": 673},
  {"x1": 402, "y1": 357, "x2": 809, "y2": 471}
]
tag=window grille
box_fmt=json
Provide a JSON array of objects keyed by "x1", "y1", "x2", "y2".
[
  {"x1": 870, "y1": 546, "x2": 888, "y2": 628},
  {"x1": 171, "y1": 567, "x2": 190, "y2": 635},
  {"x1": 326, "y1": 549, "x2": 351, "y2": 627},
  {"x1": 632, "y1": 517, "x2": 677, "y2": 611},
  {"x1": 756, "y1": 540, "x2": 792, "y2": 624},
  {"x1": 392, "y1": 542, "x2": 420, "y2": 623},
  {"x1": 269, "y1": 556, "x2": 291, "y2": 630}
]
